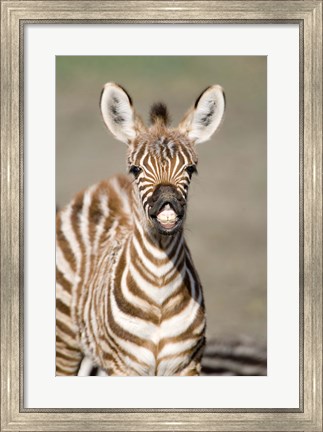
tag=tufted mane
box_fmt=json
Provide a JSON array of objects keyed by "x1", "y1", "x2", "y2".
[{"x1": 149, "y1": 102, "x2": 170, "y2": 126}]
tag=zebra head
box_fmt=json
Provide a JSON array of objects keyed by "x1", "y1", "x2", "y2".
[{"x1": 100, "y1": 83, "x2": 225, "y2": 236}]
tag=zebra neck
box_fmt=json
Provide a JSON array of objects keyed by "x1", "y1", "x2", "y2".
[
  {"x1": 132, "y1": 211, "x2": 185, "y2": 265},
  {"x1": 131, "y1": 188, "x2": 183, "y2": 250}
]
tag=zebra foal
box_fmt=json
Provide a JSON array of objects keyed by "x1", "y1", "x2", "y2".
[{"x1": 56, "y1": 83, "x2": 225, "y2": 376}]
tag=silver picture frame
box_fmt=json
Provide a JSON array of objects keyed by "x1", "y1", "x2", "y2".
[{"x1": 1, "y1": 1, "x2": 322, "y2": 431}]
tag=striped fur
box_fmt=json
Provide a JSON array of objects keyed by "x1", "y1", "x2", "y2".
[{"x1": 56, "y1": 83, "x2": 225, "y2": 376}]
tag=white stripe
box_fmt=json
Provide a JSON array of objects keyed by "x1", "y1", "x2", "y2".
[
  {"x1": 157, "y1": 355, "x2": 189, "y2": 376},
  {"x1": 79, "y1": 185, "x2": 96, "y2": 283},
  {"x1": 107, "y1": 338, "x2": 137, "y2": 375},
  {"x1": 107, "y1": 219, "x2": 119, "y2": 242},
  {"x1": 110, "y1": 289, "x2": 158, "y2": 341},
  {"x1": 139, "y1": 180, "x2": 154, "y2": 188},
  {"x1": 120, "y1": 247, "x2": 153, "y2": 311},
  {"x1": 100, "y1": 333, "x2": 155, "y2": 375},
  {"x1": 80, "y1": 186, "x2": 97, "y2": 346},
  {"x1": 158, "y1": 337, "x2": 198, "y2": 358},
  {"x1": 57, "y1": 363, "x2": 80, "y2": 374},
  {"x1": 110, "y1": 177, "x2": 131, "y2": 215},
  {"x1": 56, "y1": 308, "x2": 73, "y2": 325},
  {"x1": 129, "y1": 261, "x2": 184, "y2": 305},
  {"x1": 132, "y1": 235, "x2": 183, "y2": 278},
  {"x1": 56, "y1": 326, "x2": 78, "y2": 350},
  {"x1": 60, "y1": 204, "x2": 83, "y2": 329},
  {"x1": 134, "y1": 218, "x2": 180, "y2": 260},
  {"x1": 57, "y1": 307, "x2": 82, "y2": 355},
  {"x1": 60, "y1": 204, "x2": 81, "y2": 267},
  {"x1": 171, "y1": 153, "x2": 181, "y2": 178},
  {"x1": 147, "y1": 155, "x2": 160, "y2": 181},
  {"x1": 56, "y1": 281, "x2": 72, "y2": 306},
  {"x1": 160, "y1": 298, "x2": 201, "y2": 338}
]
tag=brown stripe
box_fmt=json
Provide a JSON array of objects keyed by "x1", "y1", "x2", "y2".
[
  {"x1": 107, "y1": 293, "x2": 155, "y2": 353},
  {"x1": 114, "y1": 279, "x2": 159, "y2": 325},
  {"x1": 185, "y1": 249, "x2": 204, "y2": 305},
  {"x1": 162, "y1": 289, "x2": 185, "y2": 312},
  {"x1": 87, "y1": 184, "x2": 105, "y2": 247},
  {"x1": 88, "y1": 281, "x2": 149, "y2": 373},
  {"x1": 56, "y1": 318, "x2": 76, "y2": 339},
  {"x1": 102, "y1": 324, "x2": 148, "y2": 373},
  {"x1": 161, "y1": 335, "x2": 205, "y2": 366},
  {"x1": 115, "y1": 248, "x2": 159, "y2": 318},
  {"x1": 134, "y1": 255, "x2": 158, "y2": 285},
  {"x1": 105, "y1": 351, "x2": 139, "y2": 376},
  {"x1": 161, "y1": 280, "x2": 192, "y2": 320},
  {"x1": 56, "y1": 364, "x2": 78, "y2": 376},
  {"x1": 70, "y1": 191, "x2": 89, "y2": 340},
  {"x1": 56, "y1": 350, "x2": 80, "y2": 362},
  {"x1": 131, "y1": 232, "x2": 179, "y2": 284},
  {"x1": 56, "y1": 211, "x2": 77, "y2": 273},
  {"x1": 56, "y1": 334, "x2": 80, "y2": 352},
  {"x1": 126, "y1": 265, "x2": 160, "y2": 309},
  {"x1": 83, "y1": 284, "x2": 101, "y2": 361},
  {"x1": 158, "y1": 312, "x2": 206, "y2": 351},
  {"x1": 157, "y1": 337, "x2": 200, "y2": 367},
  {"x1": 56, "y1": 268, "x2": 73, "y2": 294},
  {"x1": 157, "y1": 344, "x2": 204, "y2": 376},
  {"x1": 162, "y1": 249, "x2": 185, "y2": 284},
  {"x1": 133, "y1": 142, "x2": 149, "y2": 164},
  {"x1": 135, "y1": 228, "x2": 181, "y2": 266},
  {"x1": 56, "y1": 298, "x2": 71, "y2": 316}
]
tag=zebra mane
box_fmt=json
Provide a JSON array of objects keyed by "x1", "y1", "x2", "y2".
[{"x1": 149, "y1": 102, "x2": 170, "y2": 126}]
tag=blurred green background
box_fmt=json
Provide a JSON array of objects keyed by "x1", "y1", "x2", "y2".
[{"x1": 56, "y1": 56, "x2": 267, "y2": 345}]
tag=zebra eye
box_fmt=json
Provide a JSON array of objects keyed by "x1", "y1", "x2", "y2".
[
  {"x1": 186, "y1": 165, "x2": 197, "y2": 176},
  {"x1": 129, "y1": 165, "x2": 142, "y2": 178}
]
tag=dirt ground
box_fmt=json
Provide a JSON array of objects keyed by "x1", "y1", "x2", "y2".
[{"x1": 56, "y1": 56, "x2": 267, "y2": 346}]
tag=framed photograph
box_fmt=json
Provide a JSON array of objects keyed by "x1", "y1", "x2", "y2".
[{"x1": 1, "y1": 1, "x2": 322, "y2": 431}]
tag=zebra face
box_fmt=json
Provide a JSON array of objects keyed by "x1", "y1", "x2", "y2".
[
  {"x1": 127, "y1": 134, "x2": 198, "y2": 235},
  {"x1": 100, "y1": 82, "x2": 225, "y2": 235}
]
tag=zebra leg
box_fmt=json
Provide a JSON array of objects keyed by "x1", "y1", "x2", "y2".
[
  {"x1": 178, "y1": 363, "x2": 201, "y2": 376},
  {"x1": 178, "y1": 338, "x2": 205, "y2": 376},
  {"x1": 56, "y1": 308, "x2": 82, "y2": 376},
  {"x1": 76, "y1": 357, "x2": 109, "y2": 376},
  {"x1": 56, "y1": 334, "x2": 83, "y2": 376},
  {"x1": 77, "y1": 356, "x2": 95, "y2": 376}
]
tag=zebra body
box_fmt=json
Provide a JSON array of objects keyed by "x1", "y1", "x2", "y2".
[{"x1": 56, "y1": 83, "x2": 225, "y2": 376}]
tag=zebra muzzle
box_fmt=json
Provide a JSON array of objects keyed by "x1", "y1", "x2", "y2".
[
  {"x1": 148, "y1": 184, "x2": 185, "y2": 234},
  {"x1": 156, "y1": 203, "x2": 178, "y2": 229}
]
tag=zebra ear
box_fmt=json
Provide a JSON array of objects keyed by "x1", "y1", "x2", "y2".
[
  {"x1": 100, "y1": 83, "x2": 144, "y2": 144},
  {"x1": 178, "y1": 85, "x2": 225, "y2": 144}
]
